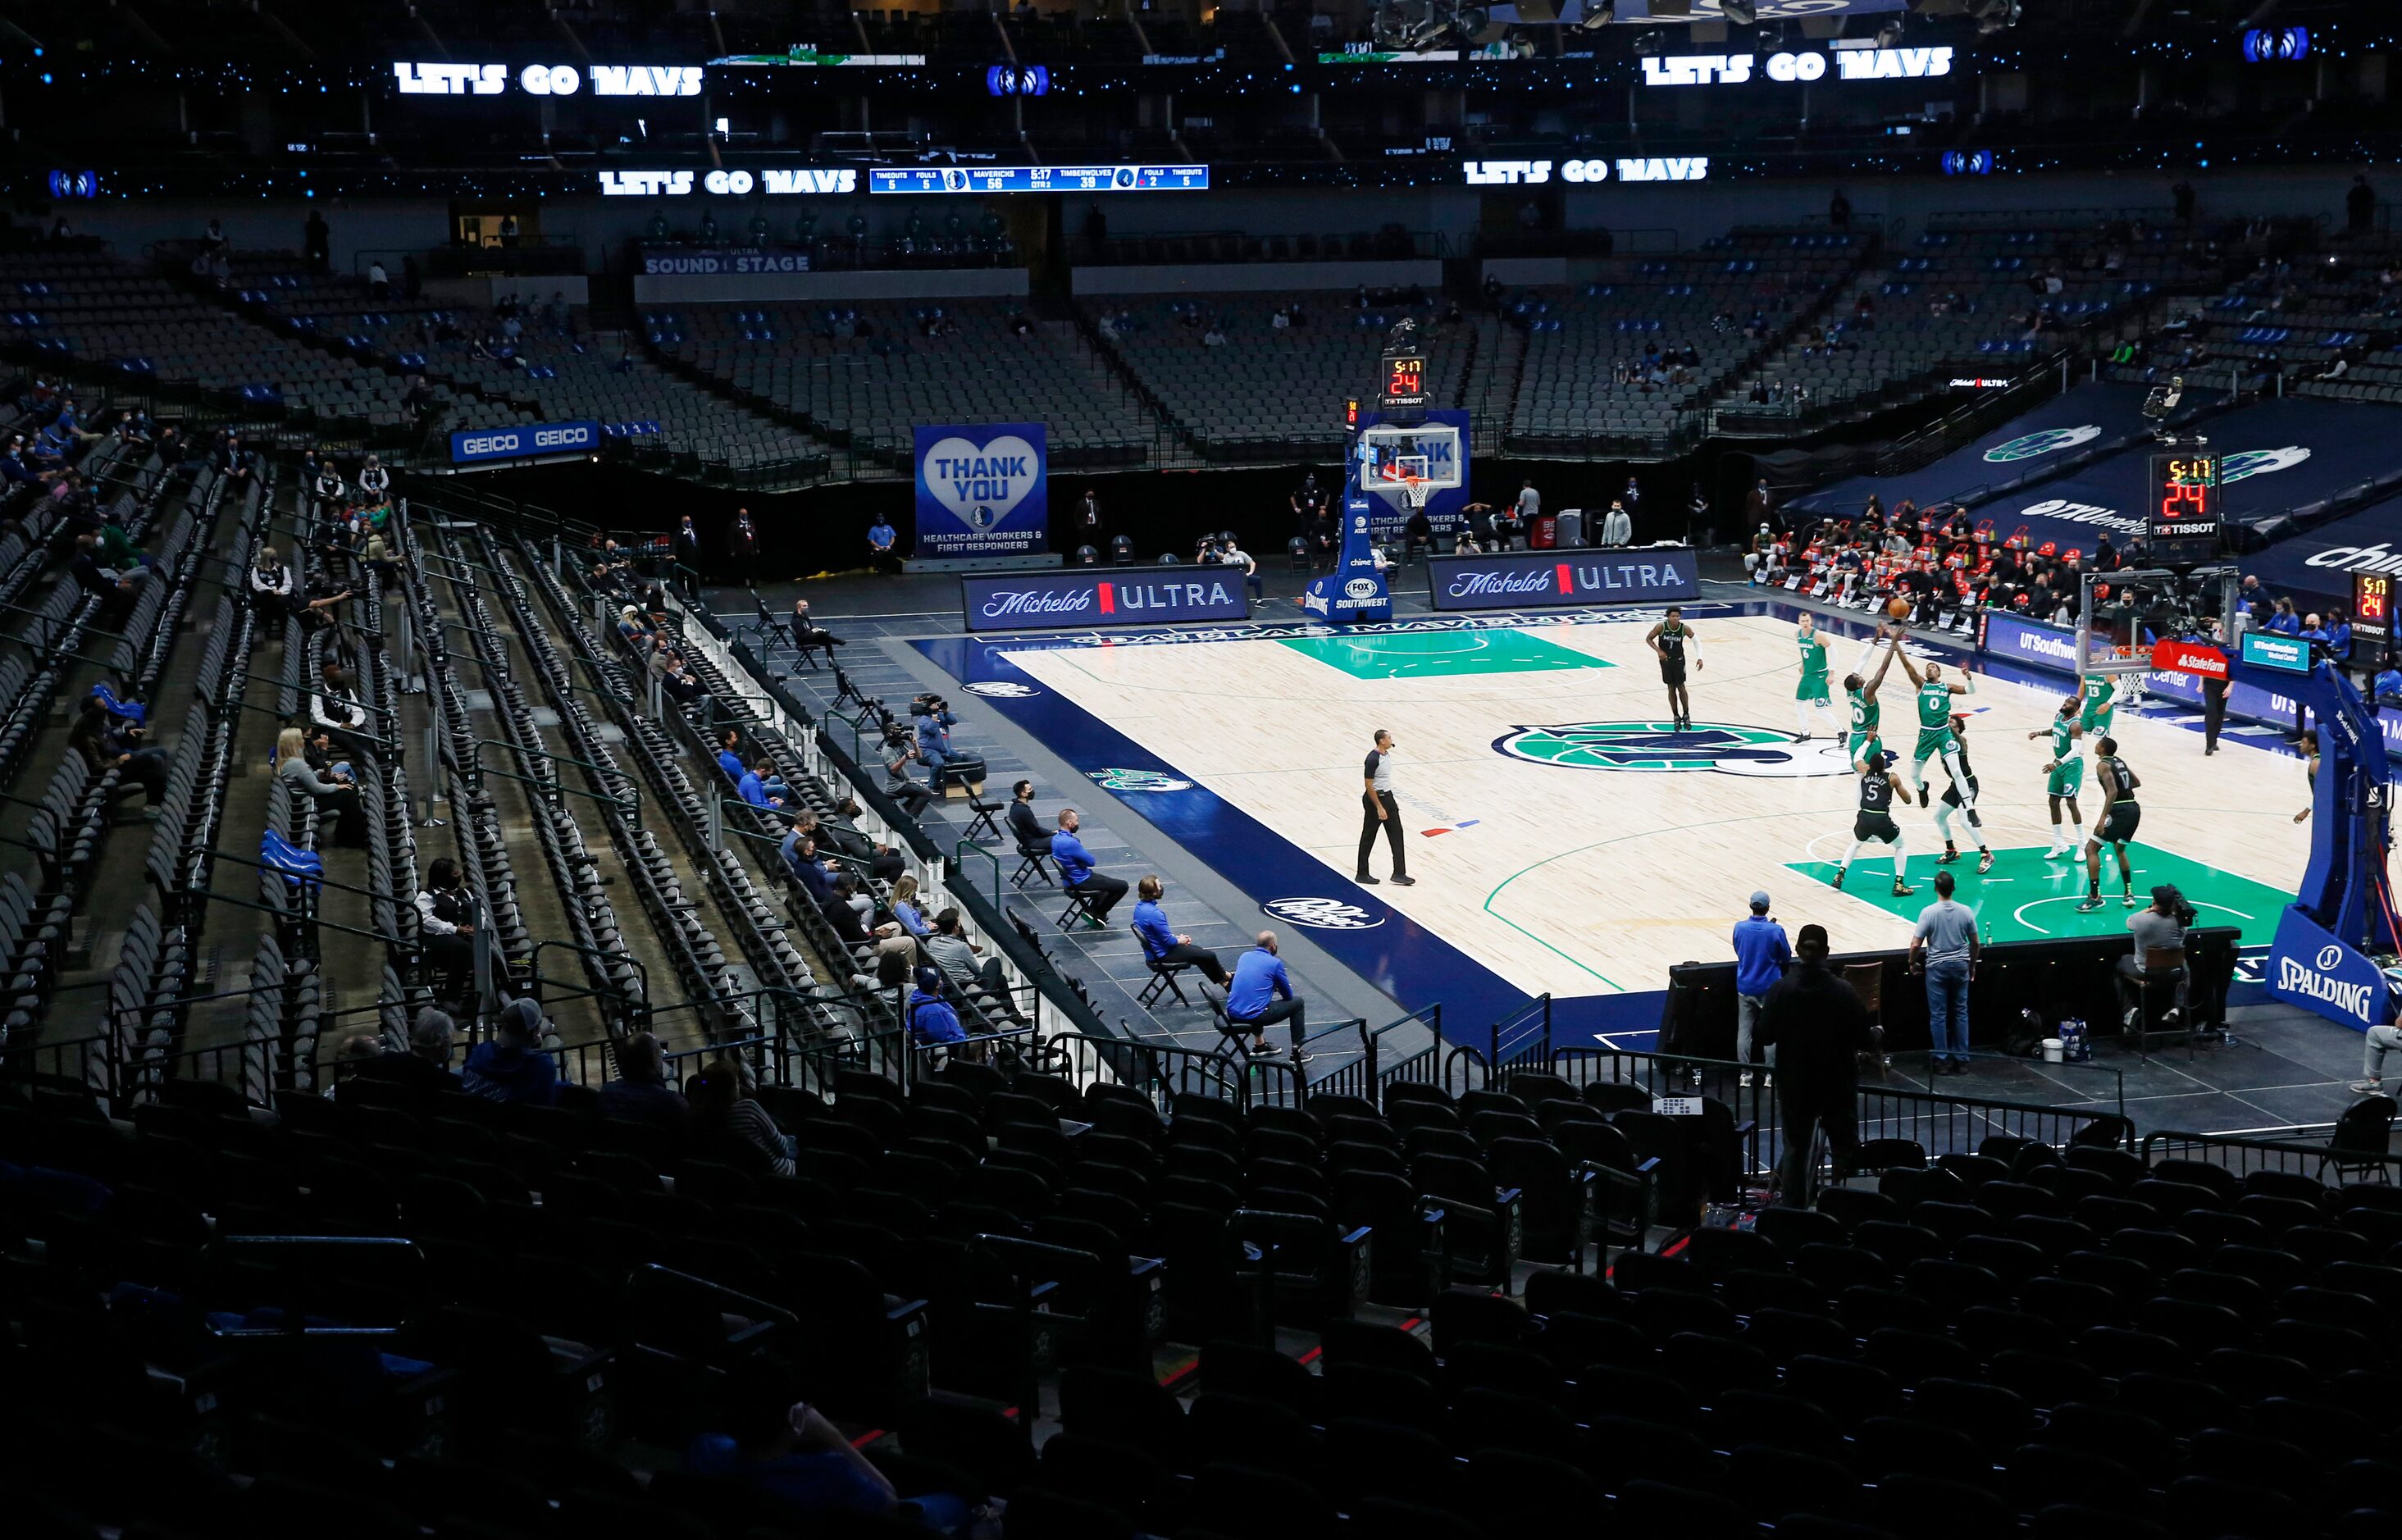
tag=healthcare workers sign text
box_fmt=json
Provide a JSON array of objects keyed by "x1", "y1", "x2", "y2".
[{"x1": 913, "y1": 423, "x2": 1049, "y2": 558}]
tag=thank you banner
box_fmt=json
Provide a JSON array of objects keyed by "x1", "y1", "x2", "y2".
[
  {"x1": 914, "y1": 422, "x2": 1049, "y2": 558},
  {"x1": 960, "y1": 567, "x2": 1250, "y2": 633},
  {"x1": 1428, "y1": 547, "x2": 1701, "y2": 611},
  {"x1": 449, "y1": 420, "x2": 598, "y2": 465}
]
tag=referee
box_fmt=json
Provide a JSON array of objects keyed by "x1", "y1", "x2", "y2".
[{"x1": 1356, "y1": 728, "x2": 1415, "y2": 886}]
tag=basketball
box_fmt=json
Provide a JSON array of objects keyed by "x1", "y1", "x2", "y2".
[{"x1": 1886, "y1": 596, "x2": 1912, "y2": 621}]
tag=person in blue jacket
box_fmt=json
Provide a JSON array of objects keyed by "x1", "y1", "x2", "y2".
[
  {"x1": 461, "y1": 997, "x2": 558, "y2": 1105},
  {"x1": 1224, "y1": 931, "x2": 1306, "y2": 1061},
  {"x1": 738, "y1": 758, "x2": 787, "y2": 812},
  {"x1": 907, "y1": 967, "x2": 966, "y2": 1046},
  {"x1": 1050, "y1": 809, "x2": 1128, "y2": 923},
  {"x1": 1130, "y1": 875, "x2": 1230, "y2": 986}
]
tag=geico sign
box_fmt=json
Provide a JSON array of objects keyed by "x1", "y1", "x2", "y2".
[
  {"x1": 459, "y1": 425, "x2": 594, "y2": 456},
  {"x1": 598, "y1": 167, "x2": 857, "y2": 196},
  {"x1": 1643, "y1": 46, "x2": 1953, "y2": 88},
  {"x1": 394, "y1": 62, "x2": 701, "y2": 97},
  {"x1": 1466, "y1": 157, "x2": 1707, "y2": 185}
]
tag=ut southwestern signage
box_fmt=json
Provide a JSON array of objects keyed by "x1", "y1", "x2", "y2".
[
  {"x1": 2240, "y1": 631, "x2": 2313, "y2": 673},
  {"x1": 449, "y1": 420, "x2": 597, "y2": 466},
  {"x1": 394, "y1": 62, "x2": 702, "y2": 97},
  {"x1": 1429, "y1": 549, "x2": 1700, "y2": 612},
  {"x1": 962, "y1": 568, "x2": 1249, "y2": 633},
  {"x1": 1642, "y1": 46, "x2": 1953, "y2": 87},
  {"x1": 1465, "y1": 157, "x2": 1709, "y2": 185},
  {"x1": 914, "y1": 424, "x2": 1049, "y2": 559}
]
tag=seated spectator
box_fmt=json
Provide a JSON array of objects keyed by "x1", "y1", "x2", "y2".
[
  {"x1": 714, "y1": 728, "x2": 747, "y2": 786},
  {"x1": 2373, "y1": 662, "x2": 2402, "y2": 704},
  {"x1": 738, "y1": 757, "x2": 788, "y2": 813},
  {"x1": 2266, "y1": 598, "x2": 2302, "y2": 636},
  {"x1": 97, "y1": 511, "x2": 148, "y2": 576},
  {"x1": 923, "y1": 907, "x2": 1020, "y2": 1017},
  {"x1": 415, "y1": 856, "x2": 480, "y2": 996},
  {"x1": 598, "y1": 1032, "x2": 689, "y2": 1128},
  {"x1": 867, "y1": 517, "x2": 900, "y2": 576},
  {"x1": 276, "y1": 725, "x2": 366, "y2": 845},
  {"x1": 312, "y1": 662, "x2": 375, "y2": 761},
  {"x1": 1131, "y1": 875, "x2": 1232, "y2": 986},
  {"x1": 907, "y1": 966, "x2": 968, "y2": 1046},
  {"x1": 821, "y1": 800, "x2": 906, "y2": 880},
  {"x1": 686, "y1": 1060, "x2": 795, "y2": 1177},
  {"x1": 70, "y1": 533, "x2": 139, "y2": 622},
  {"x1": 2117, "y1": 884, "x2": 2190, "y2": 1035},
  {"x1": 1224, "y1": 930, "x2": 1305, "y2": 1060},
  {"x1": 881, "y1": 873, "x2": 931, "y2": 941},
  {"x1": 781, "y1": 827, "x2": 835, "y2": 905},
  {"x1": 615, "y1": 604, "x2": 654, "y2": 653},
  {"x1": 362, "y1": 529, "x2": 400, "y2": 585},
  {"x1": 1051, "y1": 809, "x2": 1127, "y2": 924},
  {"x1": 651, "y1": 648, "x2": 704, "y2": 704},
  {"x1": 344, "y1": 1009, "x2": 462, "y2": 1098},
  {"x1": 914, "y1": 699, "x2": 955, "y2": 787},
  {"x1": 1007, "y1": 780, "x2": 1052, "y2": 854},
  {"x1": 686, "y1": 1355, "x2": 904, "y2": 1521},
  {"x1": 461, "y1": 998, "x2": 558, "y2": 1105},
  {"x1": 71, "y1": 699, "x2": 167, "y2": 813},
  {"x1": 791, "y1": 598, "x2": 845, "y2": 665}
]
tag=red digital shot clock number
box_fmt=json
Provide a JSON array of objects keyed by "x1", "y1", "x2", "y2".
[{"x1": 1385, "y1": 354, "x2": 1424, "y2": 406}]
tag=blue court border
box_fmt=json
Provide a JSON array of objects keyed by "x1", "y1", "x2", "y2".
[{"x1": 914, "y1": 595, "x2": 2283, "y2": 1046}]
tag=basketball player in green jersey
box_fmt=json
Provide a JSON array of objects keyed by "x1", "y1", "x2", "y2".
[
  {"x1": 2078, "y1": 669, "x2": 2117, "y2": 737},
  {"x1": 1794, "y1": 614, "x2": 1839, "y2": 740},
  {"x1": 1934, "y1": 713, "x2": 1995, "y2": 874},
  {"x1": 2076, "y1": 736, "x2": 2142, "y2": 911},
  {"x1": 2028, "y1": 694, "x2": 2085, "y2": 859},
  {"x1": 1893, "y1": 647, "x2": 1977, "y2": 809},
  {"x1": 1832, "y1": 750, "x2": 1916, "y2": 897},
  {"x1": 1643, "y1": 605, "x2": 1702, "y2": 731},
  {"x1": 1843, "y1": 625, "x2": 1900, "y2": 768}
]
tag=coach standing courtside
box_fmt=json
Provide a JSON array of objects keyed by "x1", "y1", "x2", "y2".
[{"x1": 1356, "y1": 729, "x2": 1415, "y2": 886}]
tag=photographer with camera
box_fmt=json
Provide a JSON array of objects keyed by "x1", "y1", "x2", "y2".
[{"x1": 2116, "y1": 883, "x2": 2192, "y2": 1036}]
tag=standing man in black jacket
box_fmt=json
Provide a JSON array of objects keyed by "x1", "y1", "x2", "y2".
[{"x1": 1752, "y1": 923, "x2": 1875, "y2": 1207}]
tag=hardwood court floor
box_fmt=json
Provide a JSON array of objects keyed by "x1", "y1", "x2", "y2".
[{"x1": 999, "y1": 606, "x2": 2312, "y2": 1005}]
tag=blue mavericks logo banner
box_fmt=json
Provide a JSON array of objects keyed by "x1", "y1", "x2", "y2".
[
  {"x1": 914, "y1": 423, "x2": 1048, "y2": 558},
  {"x1": 450, "y1": 419, "x2": 597, "y2": 465},
  {"x1": 1303, "y1": 488, "x2": 1393, "y2": 625},
  {"x1": 2268, "y1": 906, "x2": 2392, "y2": 1031},
  {"x1": 960, "y1": 566, "x2": 1249, "y2": 633},
  {"x1": 1430, "y1": 548, "x2": 1699, "y2": 612}
]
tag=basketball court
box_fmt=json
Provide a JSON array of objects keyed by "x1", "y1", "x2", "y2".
[{"x1": 916, "y1": 596, "x2": 2313, "y2": 1046}]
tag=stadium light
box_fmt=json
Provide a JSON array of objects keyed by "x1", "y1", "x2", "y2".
[
  {"x1": 1577, "y1": 1, "x2": 1616, "y2": 30},
  {"x1": 1721, "y1": 0, "x2": 1757, "y2": 25}
]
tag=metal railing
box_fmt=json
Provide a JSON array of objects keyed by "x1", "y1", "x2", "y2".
[{"x1": 2139, "y1": 1128, "x2": 2402, "y2": 1187}]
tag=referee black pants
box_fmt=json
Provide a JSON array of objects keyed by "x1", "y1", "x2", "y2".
[{"x1": 1358, "y1": 791, "x2": 1406, "y2": 878}]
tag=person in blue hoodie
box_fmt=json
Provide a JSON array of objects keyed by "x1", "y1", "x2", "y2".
[
  {"x1": 907, "y1": 967, "x2": 966, "y2": 1046},
  {"x1": 1130, "y1": 875, "x2": 1231, "y2": 986},
  {"x1": 1050, "y1": 808, "x2": 1127, "y2": 924},
  {"x1": 461, "y1": 997, "x2": 558, "y2": 1105}
]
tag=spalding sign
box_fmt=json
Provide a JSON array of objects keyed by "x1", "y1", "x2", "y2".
[{"x1": 449, "y1": 420, "x2": 599, "y2": 466}]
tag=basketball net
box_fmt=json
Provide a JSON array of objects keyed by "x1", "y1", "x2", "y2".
[{"x1": 1382, "y1": 463, "x2": 1429, "y2": 511}]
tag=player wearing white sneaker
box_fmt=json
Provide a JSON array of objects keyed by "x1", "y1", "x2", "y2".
[{"x1": 2029, "y1": 695, "x2": 2085, "y2": 859}]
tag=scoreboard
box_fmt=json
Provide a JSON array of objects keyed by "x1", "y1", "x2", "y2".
[{"x1": 2147, "y1": 452, "x2": 2225, "y2": 566}]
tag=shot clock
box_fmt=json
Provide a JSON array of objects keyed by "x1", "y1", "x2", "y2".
[
  {"x1": 2359, "y1": 572, "x2": 2398, "y2": 664},
  {"x1": 1379, "y1": 348, "x2": 1428, "y2": 415},
  {"x1": 2147, "y1": 452, "x2": 2224, "y2": 567}
]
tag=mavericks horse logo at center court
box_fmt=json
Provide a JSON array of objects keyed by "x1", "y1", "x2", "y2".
[{"x1": 1493, "y1": 722, "x2": 1855, "y2": 777}]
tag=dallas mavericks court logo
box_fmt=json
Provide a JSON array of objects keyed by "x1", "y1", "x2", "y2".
[
  {"x1": 1984, "y1": 425, "x2": 2100, "y2": 462},
  {"x1": 1493, "y1": 722, "x2": 1855, "y2": 778},
  {"x1": 2219, "y1": 445, "x2": 2311, "y2": 484},
  {"x1": 961, "y1": 681, "x2": 1038, "y2": 699},
  {"x1": 1264, "y1": 896, "x2": 1385, "y2": 930},
  {"x1": 1087, "y1": 768, "x2": 1193, "y2": 792}
]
